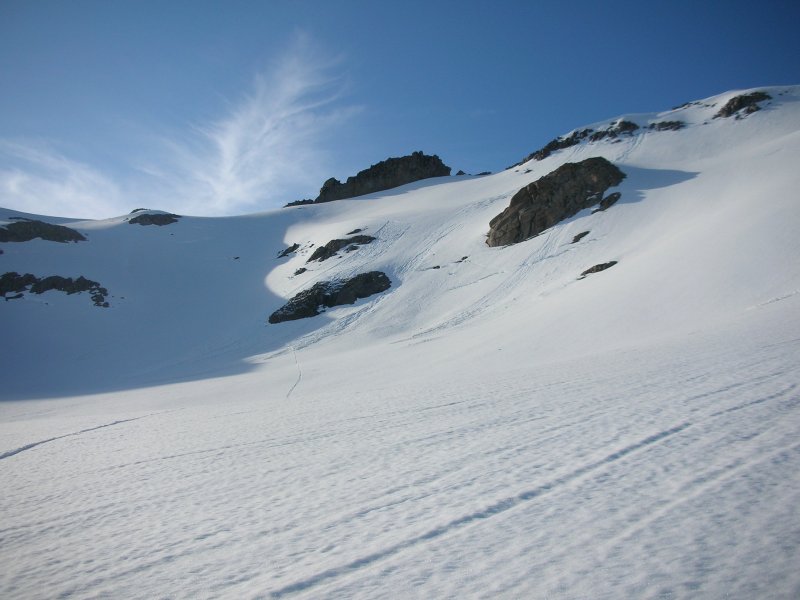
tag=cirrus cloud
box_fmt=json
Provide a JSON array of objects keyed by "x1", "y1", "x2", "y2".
[{"x1": 0, "y1": 33, "x2": 359, "y2": 218}]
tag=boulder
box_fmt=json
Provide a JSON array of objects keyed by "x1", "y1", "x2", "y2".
[
  {"x1": 572, "y1": 231, "x2": 590, "y2": 244},
  {"x1": 268, "y1": 271, "x2": 391, "y2": 324},
  {"x1": 486, "y1": 158, "x2": 626, "y2": 247},
  {"x1": 591, "y1": 192, "x2": 621, "y2": 213},
  {"x1": 277, "y1": 243, "x2": 300, "y2": 258},
  {"x1": 307, "y1": 235, "x2": 376, "y2": 263},
  {"x1": 579, "y1": 261, "x2": 618, "y2": 278}
]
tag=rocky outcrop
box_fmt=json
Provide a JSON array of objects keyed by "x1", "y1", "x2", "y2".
[
  {"x1": 128, "y1": 211, "x2": 181, "y2": 226},
  {"x1": 579, "y1": 261, "x2": 618, "y2": 278},
  {"x1": 714, "y1": 91, "x2": 771, "y2": 119},
  {"x1": 0, "y1": 219, "x2": 85, "y2": 243},
  {"x1": 512, "y1": 121, "x2": 639, "y2": 167},
  {"x1": 487, "y1": 158, "x2": 626, "y2": 247},
  {"x1": 1, "y1": 272, "x2": 109, "y2": 306},
  {"x1": 307, "y1": 235, "x2": 375, "y2": 263},
  {"x1": 572, "y1": 231, "x2": 590, "y2": 244},
  {"x1": 268, "y1": 271, "x2": 391, "y2": 324},
  {"x1": 649, "y1": 120, "x2": 685, "y2": 131},
  {"x1": 277, "y1": 243, "x2": 300, "y2": 258},
  {"x1": 515, "y1": 128, "x2": 593, "y2": 164},
  {"x1": 287, "y1": 152, "x2": 450, "y2": 206},
  {"x1": 592, "y1": 192, "x2": 621, "y2": 213},
  {"x1": 588, "y1": 120, "x2": 639, "y2": 142}
]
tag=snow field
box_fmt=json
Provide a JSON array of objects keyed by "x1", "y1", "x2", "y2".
[{"x1": 2, "y1": 85, "x2": 800, "y2": 598}]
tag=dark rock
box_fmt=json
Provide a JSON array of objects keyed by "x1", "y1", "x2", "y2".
[
  {"x1": 487, "y1": 158, "x2": 626, "y2": 247},
  {"x1": 346, "y1": 228, "x2": 363, "y2": 235},
  {"x1": 589, "y1": 120, "x2": 639, "y2": 142},
  {"x1": 307, "y1": 235, "x2": 375, "y2": 263},
  {"x1": 591, "y1": 192, "x2": 621, "y2": 213},
  {"x1": 277, "y1": 243, "x2": 300, "y2": 258},
  {"x1": 514, "y1": 128, "x2": 593, "y2": 165},
  {"x1": 0, "y1": 219, "x2": 86, "y2": 243},
  {"x1": 0, "y1": 272, "x2": 38, "y2": 296},
  {"x1": 579, "y1": 261, "x2": 618, "y2": 278},
  {"x1": 294, "y1": 268, "x2": 307, "y2": 276},
  {"x1": 268, "y1": 271, "x2": 391, "y2": 324},
  {"x1": 572, "y1": 231, "x2": 590, "y2": 243},
  {"x1": 476, "y1": 171, "x2": 492, "y2": 176},
  {"x1": 1, "y1": 272, "x2": 109, "y2": 306},
  {"x1": 714, "y1": 92, "x2": 771, "y2": 119},
  {"x1": 284, "y1": 198, "x2": 314, "y2": 207},
  {"x1": 649, "y1": 120, "x2": 685, "y2": 131},
  {"x1": 456, "y1": 170, "x2": 466, "y2": 176},
  {"x1": 312, "y1": 151, "x2": 451, "y2": 204},
  {"x1": 128, "y1": 212, "x2": 180, "y2": 226}
]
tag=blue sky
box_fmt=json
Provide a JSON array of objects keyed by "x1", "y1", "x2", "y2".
[{"x1": 1, "y1": 0, "x2": 798, "y2": 218}]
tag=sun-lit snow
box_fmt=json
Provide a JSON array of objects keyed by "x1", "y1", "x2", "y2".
[{"x1": 2, "y1": 86, "x2": 800, "y2": 598}]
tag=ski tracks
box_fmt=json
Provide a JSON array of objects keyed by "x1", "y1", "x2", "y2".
[
  {"x1": 268, "y1": 422, "x2": 692, "y2": 597},
  {"x1": 0, "y1": 413, "x2": 162, "y2": 461}
]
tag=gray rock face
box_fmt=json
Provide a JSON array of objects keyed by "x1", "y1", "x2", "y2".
[
  {"x1": 0, "y1": 219, "x2": 86, "y2": 243},
  {"x1": 128, "y1": 212, "x2": 180, "y2": 226},
  {"x1": 649, "y1": 120, "x2": 685, "y2": 131},
  {"x1": 486, "y1": 158, "x2": 626, "y2": 247},
  {"x1": 277, "y1": 243, "x2": 300, "y2": 258},
  {"x1": 714, "y1": 91, "x2": 771, "y2": 119},
  {"x1": 592, "y1": 191, "x2": 621, "y2": 213},
  {"x1": 268, "y1": 271, "x2": 391, "y2": 324},
  {"x1": 1, "y1": 272, "x2": 109, "y2": 306},
  {"x1": 579, "y1": 261, "x2": 618, "y2": 278},
  {"x1": 307, "y1": 235, "x2": 375, "y2": 263},
  {"x1": 311, "y1": 151, "x2": 451, "y2": 204}
]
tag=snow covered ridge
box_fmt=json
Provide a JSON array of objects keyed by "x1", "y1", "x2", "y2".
[
  {"x1": 0, "y1": 84, "x2": 798, "y2": 393},
  {"x1": 1, "y1": 85, "x2": 800, "y2": 598},
  {"x1": 511, "y1": 87, "x2": 782, "y2": 166}
]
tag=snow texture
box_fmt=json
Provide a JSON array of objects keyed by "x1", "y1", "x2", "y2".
[{"x1": 1, "y1": 86, "x2": 800, "y2": 599}]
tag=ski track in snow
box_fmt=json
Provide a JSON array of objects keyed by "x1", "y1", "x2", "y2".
[
  {"x1": 0, "y1": 414, "x2": 156, "y2": 461},
  {"x1": 268, "y1": 422, "x2": 692, "y2": 597}
]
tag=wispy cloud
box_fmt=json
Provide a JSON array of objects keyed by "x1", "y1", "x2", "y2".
[
  {"x1": 0, "y1": 33, "x2": 359, "y2": 218},
  {"x1": 147, "y1": 33, "x2": 359, "y2": 215},
  {"x1": 0, "y1": 140, "x2": 124, "y2": 218}
]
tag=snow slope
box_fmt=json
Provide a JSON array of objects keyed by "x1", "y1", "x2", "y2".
[{"x1": 1, "y1": 86, "x2": 800, "y2": 598}]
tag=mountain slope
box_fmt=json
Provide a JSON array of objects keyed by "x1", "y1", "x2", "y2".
[{"x1": 1, "y1": 86, "x2": 800, "y2": 599}]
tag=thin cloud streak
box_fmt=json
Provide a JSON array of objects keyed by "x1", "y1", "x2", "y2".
[
  {"x1": 0, "y1": 140, "x2": 124, "y2": 219},
  {"x1": 0, "y1": 35, "x2": 359, "y2": 218},
  {"x1": 150, "y1": 34, "x2": 360, "y2": 215}
]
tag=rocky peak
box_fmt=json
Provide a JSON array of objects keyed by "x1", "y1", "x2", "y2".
[{"x1": 287, "y1": 151, "x2": 451, "y2": 206}]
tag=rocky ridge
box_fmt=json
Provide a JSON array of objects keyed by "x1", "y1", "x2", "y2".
[
  {"x1": 286, "y1": 151, "x2": 451, "y2": 206},
  {"x1": 0, "y1": 218, "x2": 85, "y2": 243}
]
